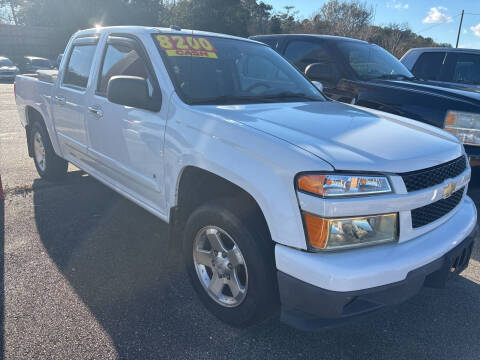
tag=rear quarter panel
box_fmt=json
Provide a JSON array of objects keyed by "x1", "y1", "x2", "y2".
[{"x1": 15, "y1": 75, "x2": 62, "y2": 155}]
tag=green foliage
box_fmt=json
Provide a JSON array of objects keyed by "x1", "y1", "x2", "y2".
[{"x1": 0, "y1": 0, "x2": 451, "y2": 58}]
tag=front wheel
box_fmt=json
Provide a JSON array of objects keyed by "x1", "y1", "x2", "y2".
[
  {"x1": 31, "y1": 121, "x2": 68, "y2": 181},
  {"x1": 183, "y1": 200, "x2": 279, "y2": 327}
]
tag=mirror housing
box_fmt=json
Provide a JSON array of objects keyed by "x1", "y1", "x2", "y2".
[
  {"x1": 305, "y1": 63, "x2": 338, "y2": 85},
  {"x1": 312, "y1": 81, "x2": 323, "y2": 92},
  {"x1": 107, "y1": 75, "x2": 158, "y2": 111}
]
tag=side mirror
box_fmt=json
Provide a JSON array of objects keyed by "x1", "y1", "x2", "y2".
[
  {"x1": 312, "y1": 81, "x2": 323, "y2": 92},
  {"x1": 305, "y1": 63, "x2": 338, "y2": 84},
  {"x1": 107, "y1": 75, "x2": 157, "y2": 111}
]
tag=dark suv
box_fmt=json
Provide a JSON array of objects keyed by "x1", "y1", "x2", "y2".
[{"x1": 251, "y1": 34, "x2": 480, "y2": 162}]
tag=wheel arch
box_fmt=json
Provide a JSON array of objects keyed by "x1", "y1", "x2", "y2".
[
  {"x1": 25, "y1": 106, "x2": 46, "y2": 157},
  {"x1": 25, "y1": 104, "x2": 63, "y2": 158},
  {"x1": 171, "y1": 166, "x2": 272, "y2": 242}
]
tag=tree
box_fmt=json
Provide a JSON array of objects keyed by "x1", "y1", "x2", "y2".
[
  {"x1": 268, "y1": 15, "x2": 282, "y2": 34},
  {"x1": 3, "y1": 0, "x2": 451, "y2": 59},
  {"x1": 270, "y1": 5, "x2": 301, "y2": 34},
  {"x1": 0, "y1": 0, "x2": 26, "y2": 24},
  {"x1": 310, "y1": 0, "x2": 373, "y2": 39},
  {"x1": 243, "y1": 0, "x2": 273, "y2": 35}
]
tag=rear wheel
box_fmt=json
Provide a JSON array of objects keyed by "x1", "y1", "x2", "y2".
[
  {"x1": 31, "y1": 121, "x2": 68, "y2": 181},
  {"x1": 183, "y1": 200, "x2": 279, "y2": 327}
]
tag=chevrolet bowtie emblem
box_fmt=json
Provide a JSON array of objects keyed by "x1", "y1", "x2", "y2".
[{"x1": 442, "y1": 182, "x2": 456, "y2": 199}]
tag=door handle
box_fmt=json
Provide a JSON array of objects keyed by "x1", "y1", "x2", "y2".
[
  {"x1": 54, "y1": 95, "x2": 66, "y2": 104},
  {"x1": 88, "y1": 106, "x2": 103, "y2": 118}
]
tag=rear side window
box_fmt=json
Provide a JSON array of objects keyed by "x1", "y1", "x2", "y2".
[
  {"x1": 412, "y1": 52, "x2": 445, "y2": 81},
  {"x1": 63, "y1": 44, "x2": 97, "y2": 89},
  {"x1": 451, "y1": 53, "x2": 480, "y2": 85},
  {"x1": 97, "y1": 41, "x2": 152, "y2": 95}
]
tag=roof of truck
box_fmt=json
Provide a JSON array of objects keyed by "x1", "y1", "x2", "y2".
[
  {"x1": 407, "y1": 47, "x2": 480, "y2": 54},
  {"x1": 250, "y1": 34, "x2": 369, "y2": 44},
  {"x1": 74, "y1": 26, "x2": 262, "y2": 45}
]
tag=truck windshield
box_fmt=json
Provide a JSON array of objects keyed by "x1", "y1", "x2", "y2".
[
  {"x1": 154, "y1": 34, "x2": 325, "y2": 105},
  {"x1": 337, "y1": 42, "x2": 414, "y2": 81}
]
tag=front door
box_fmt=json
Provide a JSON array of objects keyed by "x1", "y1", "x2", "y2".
[
  {"x1": 85, "y1": 35, "x2": 167, "y2": 213},
  {"x1": 53, "y1": 37, "x2": 98, "y2": 163}
]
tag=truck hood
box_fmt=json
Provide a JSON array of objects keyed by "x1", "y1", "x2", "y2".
[
  {"x1": 196, "y1": 101, "x2": 463, "y2": 173},
  {"x1": 370, "y1": 79, "x2": 480, "y2": 106}
]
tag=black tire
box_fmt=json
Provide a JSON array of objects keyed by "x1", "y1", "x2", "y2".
[
  {"x1": 30, "y1": 121, "x2": 68, "y2": 181},
  {"x1": 183, "y1": 199, "x2": 279, "y2": 328}
]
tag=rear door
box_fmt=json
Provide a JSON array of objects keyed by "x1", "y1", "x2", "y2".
[
  {"x1": 52, "y1": 36, "x2": 98, "y2": 163},
  {"x1": 85, "y1": 35, "x2": 167, "y2": 212}
]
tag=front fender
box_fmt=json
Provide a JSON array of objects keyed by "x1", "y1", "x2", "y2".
[{"x1": 164, "y1": 97, "x2": 333, "y2": 250}]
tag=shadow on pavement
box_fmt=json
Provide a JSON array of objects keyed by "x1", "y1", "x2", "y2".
[{"x1": 32, "y1": 174, "x2": 480, "y2": 359}]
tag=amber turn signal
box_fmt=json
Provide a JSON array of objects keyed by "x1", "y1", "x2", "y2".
[
  {"x1": 302, "y1": 212, "x2": 329, "y2": 249},
  {"x1": 297, "y1": 175, "x2": 327, "y2": 196}
]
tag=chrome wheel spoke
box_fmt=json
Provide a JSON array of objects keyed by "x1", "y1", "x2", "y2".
[
  {"x1": 205, "y1": 228, "x2": 226, "y2": 252},
  {"x1": 195, "y1": 249, "x2": 213, "y2": 266},
  {"x1": 227, "y1": 275, "x2": 244, "y2": 299},
  {"x1": 208, "y1": 273, "x2": 224, "y2": 297},
  {"x1": 227, "y1": 245, "x2": 244, "y2": 267}
]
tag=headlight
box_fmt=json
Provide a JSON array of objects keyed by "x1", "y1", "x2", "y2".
[
  {"x1": 297, "y1": 174, "x2": 391, "y2": 197},
  {"x1": 302, "y1": 212, "x2": 398, "y2": 251},
  {"x1": 444, "y1": 110, "x2": 480, "y2": 146}
]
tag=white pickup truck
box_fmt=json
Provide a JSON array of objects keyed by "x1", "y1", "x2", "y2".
[{"x1": 15, "y1": 26, "x2": 477, "y2": 330}]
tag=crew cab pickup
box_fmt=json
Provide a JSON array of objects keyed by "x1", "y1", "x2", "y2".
[
  {"x1": 15, "y1": 26, "x2": 477, "y2": 330},
  {"x1": 251, "y1": 34, "x2": 480, "y2": 163}
]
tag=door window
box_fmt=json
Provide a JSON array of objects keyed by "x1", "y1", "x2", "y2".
[
  {"x1": 97, "y1": 41, "x2": 153, "y2": 96},
  {"x1": 451, "y1": 53, "x2": 480, "y2": 85},
  {"x1": 412, "y1": 52, "x2": 445, "y2": 81},
  {"x1": 284, "y1": 40, "x2": 337, "y2": 73},
  {"x1": 62, "y1": 44, "x2": 97, "y2": 89},
  {"x1": 256, "y1": 37, "x2": 278, "y2": 50}
]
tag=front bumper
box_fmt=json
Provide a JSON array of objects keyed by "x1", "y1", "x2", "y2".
[{"x1": 279, "y1": 227, "x2": 476, "y2": 330}]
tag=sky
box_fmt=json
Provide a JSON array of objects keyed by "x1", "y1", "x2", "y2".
[{"x1": 264, "y1": 0, "x2": 480, "y2": 49}]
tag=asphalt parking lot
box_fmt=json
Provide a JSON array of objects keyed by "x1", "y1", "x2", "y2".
[{"x1": 1, "y1": 82, "x2": 480, "y2": 360}]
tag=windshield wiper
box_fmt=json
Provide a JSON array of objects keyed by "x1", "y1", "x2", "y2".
[
  {"x1": 190, "y1": 92, "x2": 321, "y2": 105},
  {"x1": 375, "y1": 74, "x2": 416, "y2": 81},
  {"x1": 190, "y1": 95, "x2": 273, "y2": 105},
  {"x1": 258, "y1": 92, "x2": 321, "y2": 101}
]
